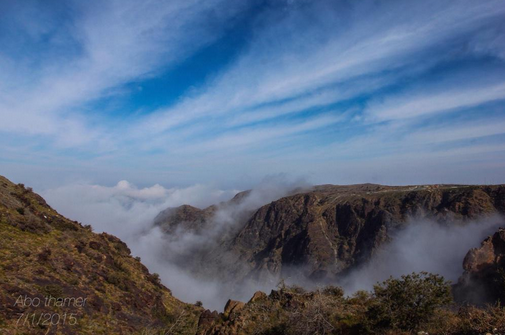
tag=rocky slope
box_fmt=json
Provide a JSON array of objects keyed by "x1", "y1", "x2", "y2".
[
  {"x1": 156, "y1": 184, "x2": 505, "y2": 285},
  {"x1": 0, "y1": 176, "x2": 201, "y2": 335}
]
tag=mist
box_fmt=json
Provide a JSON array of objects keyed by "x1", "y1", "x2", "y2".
[
  {"x1": 42, "y1": 175, "x2": 308, "y2": 310},
  {"x1": 42, "y1": 180, "x2": 240, "y2": 241},
  {"x1": 340, "y1": 216, "x2": 504, "y2": 294}
]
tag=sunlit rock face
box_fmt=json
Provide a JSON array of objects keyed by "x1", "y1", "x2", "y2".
[{"x1": 456, "y1": 227, "x2": 505, "y2": 304}]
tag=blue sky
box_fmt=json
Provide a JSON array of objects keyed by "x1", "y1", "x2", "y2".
[{"x1": 1, "y1": 0, "x2": 505, "y2": 190}]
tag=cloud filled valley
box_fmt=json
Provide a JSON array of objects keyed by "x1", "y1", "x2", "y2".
[
  {"x1": 42, "y1": 177, "x2": 310, "y2": 309},
  {"x1": 41, "y1": 179, "x2": 505, "y2": 310}
]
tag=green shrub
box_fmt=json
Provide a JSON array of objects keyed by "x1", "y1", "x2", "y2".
[{"x1": 366, "y1": 272, "x2": 453, "y2": 331}]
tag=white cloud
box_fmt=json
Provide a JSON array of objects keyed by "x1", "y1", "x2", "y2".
[
  {"x1": 135, "y1": 0, "x2": 505, "y2": 135},
  {"x1": 42, "y1": 180, "x2": 238, "y2": 240},
  {"x1": 407, "y1": 118, "x2": 505, "y2": 144},
  {"x1": 367, "y1": 82, "x2": 505, "y2": 122},
  {"x1": 342, "y1": 217, "x2": 504, "y2": 293},
  {"x1": 0, "y1": 0, "x2": 247, "y2": 147},
  {"x1": 1, "y1": 0, "x2": 505, "y2": 187}
]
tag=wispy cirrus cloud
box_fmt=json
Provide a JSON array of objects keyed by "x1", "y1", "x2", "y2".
[
  {"x1": 135, "y1": 0, "x2": 505, "y2": 133},
  {"x1": 366, "y1": 81, "x2": 505, "y2": 122},
  {"x1": 0, "y1": 0, "x2": 247, "y2": 147},
  {"x1": 1, "y1": 0, "x2": 505, "y2": 188}
]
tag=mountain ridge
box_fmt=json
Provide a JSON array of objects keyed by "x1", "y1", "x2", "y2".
[{"x1": 154, "y1": 183, "x2": 505, "y2": 286}]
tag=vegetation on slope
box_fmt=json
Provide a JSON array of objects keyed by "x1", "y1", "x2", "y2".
[
  {"x1": 198, "y1": 273, "x2": 505, "y2": 335},
  {"x1": 0, "y1": 176, "x2": 201, "y2": 335}
]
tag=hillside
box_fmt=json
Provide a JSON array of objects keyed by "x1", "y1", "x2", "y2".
[{"x1": 0, "y1": 176, "x2": 201, "y2": 335}]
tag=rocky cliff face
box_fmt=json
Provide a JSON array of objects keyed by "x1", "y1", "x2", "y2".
[
  {"x1": 0, "y1": 176, "x2": 201, "y2": 334},
  {"x1": 231, "y1": 184, "x2": 505, "y2": 282},
  {"x1": 156, "y1": 184, "x2": 505, "y2": 286},
  {"x1": 455, "y1": 227, "x2": 505, "y2": 304}
]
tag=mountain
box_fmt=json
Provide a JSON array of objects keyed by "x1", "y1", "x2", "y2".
[
  {"x1": 153, "y1": 190, "x2": 253, "y2": 234},
  {"x1": 156, "y1": 184, "x2": 505, "y2": 285},
  {"x1": 230, "y1": 184, "x2": 505, "y2": 281},
  {"x1": 0, "y1": 176, "x2": 201, "y2": 335}
]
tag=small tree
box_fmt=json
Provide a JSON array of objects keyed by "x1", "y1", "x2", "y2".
[{"x1": 367, "y1": 272, "x2": 453, "y2": 331}]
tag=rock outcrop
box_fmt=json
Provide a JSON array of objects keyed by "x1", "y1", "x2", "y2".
[
  {"x1": 455, "y1": 227, "x2": 505, "y2": 304},
  {"x1": 223, "y1": 299, "x2": 245, "y2": 317}
]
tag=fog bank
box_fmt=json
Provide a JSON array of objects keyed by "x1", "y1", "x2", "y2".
[{"x1": 340, "y1": 216, "x2": 504, "y2": 293}]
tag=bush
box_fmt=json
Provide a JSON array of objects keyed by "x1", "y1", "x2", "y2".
[
  {"x1": 151, "y1": 273, "x2": 161, "y2": 285},
  {"x1": 113, "y1": 259, "x2": 129, "y2": 274},
  {"x1": 276, "y1": 280, "x2": 307, "y2": 294},
  {"x1": 286, "y1": 284, "x2": 306, "y2": 294},
  {"x1": 287, "y1": 290, "x2": 341, "y2": 335},
  {"x1": 366, "y1": 272, "x2": 453, "y2": 331}
]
